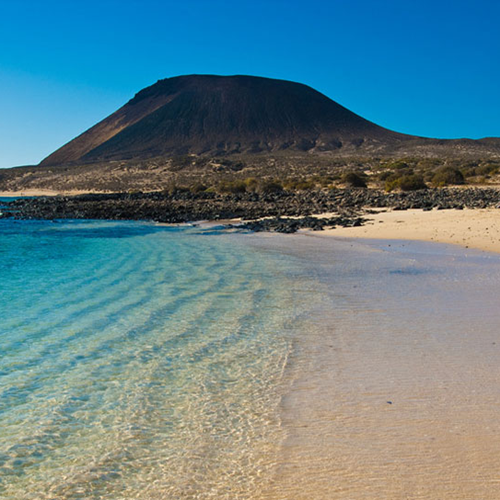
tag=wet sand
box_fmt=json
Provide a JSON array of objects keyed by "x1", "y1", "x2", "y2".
[
  {"x1": 256, "y1": 235, "x2": 500, "y2": 499},
  {"x1": 316, "y1": 208, "x2": 500, "y2": 254}
]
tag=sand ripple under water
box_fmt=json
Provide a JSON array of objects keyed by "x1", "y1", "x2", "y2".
[
  {"x1": 2, "y1": 221, "x2": 500, "y2": 499},
  {"x1": 0, "y1": 221, "x2": 310, "y2": 499}
]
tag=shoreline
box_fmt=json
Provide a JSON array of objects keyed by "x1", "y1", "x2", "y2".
[
  {"x1": 3, "y1": 192, "x2": 499, "y2": 254},
  {"x1": 2, "y1": 215, "x2": 500, "y2": 497},
  {"x1": 0, "y1": 189, "x2": 102, "y2": 197},
  {"x1": 259, "y1": 233, "x2": 500, "y2": 499},
  {"x1": 310, "y1": 207, "x2": 500, "y2": 254},
  {"x1": 2, "y1": 187, "x2": 498, "y2": 253}
]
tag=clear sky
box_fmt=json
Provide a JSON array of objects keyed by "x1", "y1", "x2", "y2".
[{"x1": 1, "y1": 0, "x2": 499, "y2": 168}]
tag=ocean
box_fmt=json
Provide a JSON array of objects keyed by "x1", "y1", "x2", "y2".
[{"x1": 2, "y1": 219, "x2": 500, "y2": 499}]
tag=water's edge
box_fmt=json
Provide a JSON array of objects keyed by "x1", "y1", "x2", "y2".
[
  {"x1": 255, "y1": 234, "x2": 500, "y2": 499},
  {"x1": 2, "y1": 221, "x2": 500, "y2": 499}
]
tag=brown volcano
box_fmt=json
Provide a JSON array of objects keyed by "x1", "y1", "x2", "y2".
[
  {"x1": 40, "y1": 75, "x2": 415, "y2": 165},
  {"x1": 40, "y1": 74, "x2": 500, "y2": 167}
]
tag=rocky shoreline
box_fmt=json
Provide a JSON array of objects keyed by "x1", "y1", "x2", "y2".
[{"x1": 2, "y1": 187, "x2": 500, "y2": 233}]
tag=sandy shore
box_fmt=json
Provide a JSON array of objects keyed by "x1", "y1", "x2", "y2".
[
  {"x1": 2, "y1": 191, "x2": 499, "y2": 255},
  {"x1": 257, "y1": 234, "x2": 500, "y2": 499},
  {"x1": 0, "y1": 189, "x2": 97, "y2": 197},
  {"x1": 313, "y1": 208, "x2": 500, "y2": 254}
]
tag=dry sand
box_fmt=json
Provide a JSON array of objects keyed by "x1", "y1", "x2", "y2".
[
  {"x1": 0, "y1": 189, "x2": 99, "y2": 197},
  {"x1": 315, "y1": 208, "x2": 500, "y2": 254}
]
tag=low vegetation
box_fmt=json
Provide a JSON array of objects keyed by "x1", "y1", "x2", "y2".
[
  {"x1": 342, "y1": 172, "x2": 367, "y2": 188},
  {"x1": 0, "y1": 153, "x2": 499, "y2": 194},
  {"x1": 431, "y1": 166, "x2": 464, "y2": 187}
]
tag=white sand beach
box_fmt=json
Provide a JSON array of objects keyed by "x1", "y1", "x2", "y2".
[
  {"x1": 0, "y1": 189, "x2": 102, "y2": 197},
  {"x1": 316, "y1": 208, "x2": 500, "y2": 254},
  {"x1": 257, "y1": 234, "x2": 500, "y2": 499}
]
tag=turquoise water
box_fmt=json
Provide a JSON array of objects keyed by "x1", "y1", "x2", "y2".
[
  {"x1": 0, "y1": 220, "x2": 312, "y2": 499},
  {"x1": 4, "y1": 219, "x2": 500, "y2": 499}
]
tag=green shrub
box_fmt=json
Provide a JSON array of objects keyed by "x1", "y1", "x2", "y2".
[
  {"x1": 398, "y1": 175, "x2": 427, "y2": 191},
  {"x1": 418, "y1": 158, "x2": 443, "y2": 169},
  {"x1": 343, "y1": 172, "x2": 367, "y2": 188},
  {"x1": 432, "y1": 167, "x2": 464, "y2": 186},
  {"x1": 311, "y1": 175, "x2": 334, "y2": 187},
  {"x1": 294, "y1": 180, "x2": 316, "y2": 190},
  {"x1": 460, "y1": 166, "x2": 477, "y2": 178},
  {"x1": 218, "y1": 180, "x2": 247, "y2": 194},
  {"x1": 384, "y1": 177, "x2": 399, "y2": 192},
  {"x1": 386, "y1": 175, "x2": 427, "y2": 192},
  {"x1": 284, "y1": 178, "x2": 316, "y2": 190},
  {"x1": 386, "y1": 159, "x2": 411, "y2": 170},
  {"x1": 378, "y1": 170, "x2": 394, "y2": 182},
  {"x1": 258, "y1": 179, "x2": 283, "y2": 194},
  {"x1": 163, "y1": 183, "x2": 190, "y2": 194},
  {"x1": 379, "y1": 165, "x2": 414, "y2": 181},
  {"x1": 244, "y1": 177, "x2": 259, "y2": 192},
  {"x1": 475, "y1": 163, "x2": 499, "y2": 177}
]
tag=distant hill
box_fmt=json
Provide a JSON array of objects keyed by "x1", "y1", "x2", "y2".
[{"x1": 39, "y1": 74, "x2": 500, "y2": 166}]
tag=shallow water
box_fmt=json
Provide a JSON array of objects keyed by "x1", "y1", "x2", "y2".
[
  {"x1": 257, "y1": 235, "x2": 500, "y2": 499},
  {"x1": 2, "y1": 221, "x2": 500, "y2": 499},
  {"x1": 0, "y1": 220, "x2": 316, "y2": 499}
]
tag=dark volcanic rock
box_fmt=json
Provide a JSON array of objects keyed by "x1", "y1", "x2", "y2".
[{"x1": 3, "y1": 187, "x2": 499, "y2": 234}]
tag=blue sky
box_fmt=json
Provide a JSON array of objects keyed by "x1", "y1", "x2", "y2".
[{"x1": 0, "y1": 0, "x2": 499, "y2": 168}]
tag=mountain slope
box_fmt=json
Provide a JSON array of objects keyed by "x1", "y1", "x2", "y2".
[{"x1": 41, "y1": 75, "x2": 409, "y2": 165}]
